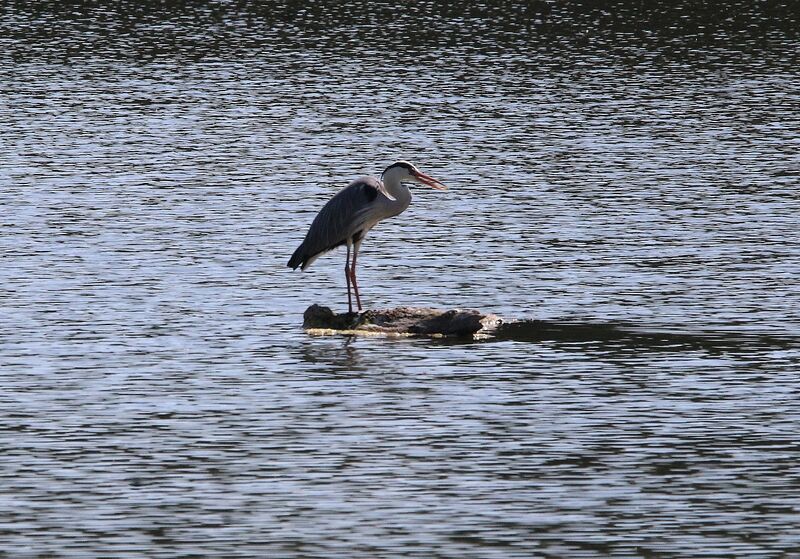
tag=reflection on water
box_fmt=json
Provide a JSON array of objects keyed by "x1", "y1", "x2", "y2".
[
  {"x1": 295, "y1": 337, "x2": 373, "y2": 374},
  {"x1": 2, "y1": 1, "x2": 800, "y2": 557}
]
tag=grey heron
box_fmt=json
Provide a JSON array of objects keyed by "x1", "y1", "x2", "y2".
[{"x1": 287, "y1": 161, "x2": 448, "y2": 314}]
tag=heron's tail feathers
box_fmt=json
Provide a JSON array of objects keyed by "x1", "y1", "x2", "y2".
[
  {"x1": 288, "y1": 243, "x2": 325, "y2": 270},
  {"x1": 289, "y1": 236, "x2": 346, "y2": 270},
  {"x1": 287, "y1": 244, "x2": 306, "y2": 270}
]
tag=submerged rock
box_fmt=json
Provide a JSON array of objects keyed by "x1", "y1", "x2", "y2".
[
  {"x1": 302, "y1": 304, "x2": 800, "y2": 349},
  {"x1": 303, "y1": 304, "x2": 502, "y2": 338}
]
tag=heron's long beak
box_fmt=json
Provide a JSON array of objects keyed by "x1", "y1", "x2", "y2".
[{"x1": 414, "y1": 170, "x2": 448, "y2": 191}]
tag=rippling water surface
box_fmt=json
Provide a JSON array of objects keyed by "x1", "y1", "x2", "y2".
[{"x1": 2, "y1": 2, "x2": 800, "y2": 557}]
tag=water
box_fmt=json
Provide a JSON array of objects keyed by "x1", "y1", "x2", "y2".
[{"x1": 2, "y1": 2, "x2": 800, "y2": 557}]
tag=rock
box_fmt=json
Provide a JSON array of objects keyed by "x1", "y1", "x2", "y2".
[
  {"x1": 303, "y1": 304, "x2": 359, "y2": 330},
  {"x1": 302, "y1": 305, "x2": 800, "y2": 348},
  {"x1": 303, "y1": 305, "x2": 501, "y2": 338}
]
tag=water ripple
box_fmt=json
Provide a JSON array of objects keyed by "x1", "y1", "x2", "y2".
[{"x1": 2, "y1": 2, "x2": 800, "y2": 557}]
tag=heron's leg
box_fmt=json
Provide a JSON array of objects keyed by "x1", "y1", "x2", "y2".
[
  {"x1": 345, "y1": 242, "x2": 353, "y2": 314},
  {"x1": 351, "y1": 241, "x2": 363, "y2": 312}
]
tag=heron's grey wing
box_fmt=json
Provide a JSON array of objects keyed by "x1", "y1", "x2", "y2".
[{"x1": 288, "y1": 177, "x2": 384, "y2": 269}]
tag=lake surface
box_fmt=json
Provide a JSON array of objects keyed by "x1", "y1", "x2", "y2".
[{"x1": 2, "y1": 2, "x2": 800, "y2": 557}]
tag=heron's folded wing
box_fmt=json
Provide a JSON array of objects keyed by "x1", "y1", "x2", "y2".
[{"x1": 300, "y1": 178, "x2": 382, "y2": 258}]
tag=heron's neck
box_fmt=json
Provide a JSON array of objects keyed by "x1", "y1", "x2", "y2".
[{"x1": 383, "y1": 176, "x2": 412, "y2": 210}]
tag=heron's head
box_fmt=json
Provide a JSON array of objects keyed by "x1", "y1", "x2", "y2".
[{"x1": 381, "y1": 161, "x2": 448, "y2": 190}]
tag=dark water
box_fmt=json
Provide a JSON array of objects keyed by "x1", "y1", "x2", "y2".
[{"x1": 2, "y1": 2, "x2": 800, "y2": 557}]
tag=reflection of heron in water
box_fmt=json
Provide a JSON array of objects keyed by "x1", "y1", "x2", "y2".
[
  {"x1": 296, "y1": 338, "x2": 379, "y2": 376},
  {"x1": 287, "y1": 161, "x2": 448, "y2": 313}
]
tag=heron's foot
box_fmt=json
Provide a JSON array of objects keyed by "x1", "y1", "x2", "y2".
[{"x1": 343, "y1": 311, "x2": 361, "y2": 322}]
